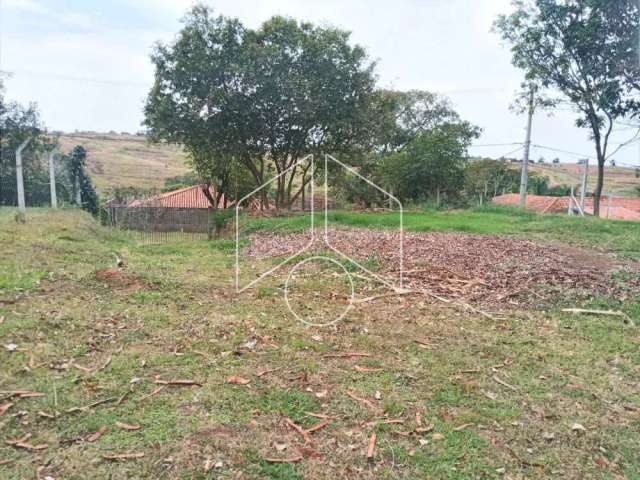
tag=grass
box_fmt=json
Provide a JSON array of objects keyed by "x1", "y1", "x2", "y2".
[
  {"x1": 58, "y1": 133, "x2": 189, "y2": 192},
  {"x1": 0, "y1": 207, "x2": 638, "y2": 479},
  {"x1": 241, "y1": 204, "x2": 640, "y2": 257}
]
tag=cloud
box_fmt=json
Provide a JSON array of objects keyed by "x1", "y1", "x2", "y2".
[
  {"x1": 4, "y1": 0, "x2": 98, "y2": 29},
  {"x1": 4, "y1": 0, "x2": 49, "y2": 14}
]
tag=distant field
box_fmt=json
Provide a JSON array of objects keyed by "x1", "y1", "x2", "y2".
[
  {"x1": 528, "y1": 162, "x2": 640, "y2": 195},
  {"x1": 58, "y1": 133, "x2": 189, "y2": 192},
  {"x1": 56, "y1": 133, "x2": 640, "y2": 196}
]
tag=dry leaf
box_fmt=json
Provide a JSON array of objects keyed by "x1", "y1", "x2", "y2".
[
  {"x1": 572, "y1": 423, "x2": 586, "y2": 434},
  {"x1": 116, "y1": 421, "x2": 141, "y2": 431},
  {"x1": 353, "y1": 365, "x2": 383, "y2": 373},
  {"x1": 431, "y1": 433, "x2": 445, "y2": 441},
  {"x1": 102, "y1": 452, "x2": 144, "y2": 460},
  {"x1": 0, "y1": 403, "x2": 13, "y2": 417},
  {"x1": 87, "y1": 426, "x2": 107, "y2": 442},
  {"x1": 226, "y1": 376, "x2": 250, "y2": 385}
]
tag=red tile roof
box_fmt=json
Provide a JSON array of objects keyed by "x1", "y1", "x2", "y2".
[{"x1": 129, "y1": 185, "x2": 224, "y2": 209}]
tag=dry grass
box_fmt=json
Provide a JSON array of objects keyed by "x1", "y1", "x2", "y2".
[
  {"x1": 58, "y1": 133, "x2": 189, "y2": 192},
  {"x1": 529, "y1": 163, "x2": 640, "y2": 195},
  {"x1": 0, "y1": 208, "x2": 638, "y2": 479}
]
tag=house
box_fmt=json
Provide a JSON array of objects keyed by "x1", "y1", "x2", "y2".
[
  {"x1": 109, "y1": 185, "x2": 226, "y2": 233},
  {"x1": 128, "y1": 185, "x2": 225, "y2": 209}
]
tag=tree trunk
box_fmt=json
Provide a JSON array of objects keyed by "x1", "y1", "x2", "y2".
[{"x1": 593, "y1": 155, "x2": 605, "y2": 217}]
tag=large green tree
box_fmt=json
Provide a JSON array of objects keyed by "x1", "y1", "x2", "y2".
[
  {"x1": 495, "y1": 0, "x2": 640, "y2": 216},
  {"x1": 145, "y1": 5, "x2": 376, "y2": 210}
]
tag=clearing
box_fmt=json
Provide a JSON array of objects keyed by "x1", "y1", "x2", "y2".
[{"x1": 0, "y1": 207, "x2": 639, "y2": 479}]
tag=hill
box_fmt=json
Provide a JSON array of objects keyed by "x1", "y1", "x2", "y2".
[
  {"x1": 528, "y1": 162, "x2": 640, "y2": 195},
  {"x1": 58, "y1": 133, "x2": 189, "y2": 192},
  {"x1": 59, "y1": 133, "x2": 640, "y2": 196}
]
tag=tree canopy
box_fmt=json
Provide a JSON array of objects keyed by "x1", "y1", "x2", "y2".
[
  {"x1": 145, "y1": 5, "x2": 377, "y2": 209},
  {"x1": 495, "y1": 0, "x2": 640, "y2": 216}
]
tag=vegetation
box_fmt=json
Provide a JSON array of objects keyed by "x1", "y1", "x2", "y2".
[
  {"x1": 145, "y1": 6, "x2": 377, "y2": 210},
  {"x1": 0, "y1": 208, "x2": 638, "y2": 479},
  {"x1": 495, "y1": 0, "x2": 640, "y2": 216}
]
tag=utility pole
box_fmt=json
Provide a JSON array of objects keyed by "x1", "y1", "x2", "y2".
[
  {"x1": 519, "y1": 87, "x2": 535, "y2": 209},
  {"x1": 48, "y1": 150, "x2": 58, "y2": 209},
  {"x1": 16, "y1": 138, "x2": 30, "y2": 221},
  {"x1": 579, "y1": 158, "x2": 589, "y2": 212}
]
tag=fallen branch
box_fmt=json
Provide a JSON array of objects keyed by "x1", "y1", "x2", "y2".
[
  {"x1": 353, "y1": 365, "x2": 383, "y2": 373},
  {"x1": 355, "y1": 290, "x2": 419, "y2": 304},
  {"x1": 562, "y1": 308, "x2": 632, "y2": 323},
  {"x1": 323, "y1": 352, "x2": 371, "y2": 358},
  {"x1": 367, "y1": 433, "x2": 377, "y2": 461},
  {"x1": 492, "y1": 376, "x2": 518, "y2": 392},
  {"x1": 256, "y1": 367, "x2": 282, "y2": 377},
  {"x1": 154, "y1": 379, "x2": 202, "y2": 387},
  {"x1": 305, "y1": 412, "x2": 335, "y2": 420},
  {"x1": 264, "y1": 454, "x2": 303, "y2": 463},
  {"x1": 305, "y1": 419, "x2": 330, "y2": 434},
  {"x1": 285, "y1": 418, "x2": 311, "y2": 443},
  {"x1": 102, "y1": 452, "x2": 145, "y2": 461},
  {"x1": 453, "y1": 423, "x2": 473, "y2": 431},
  {"x1": 6, "y1": 435, "x2": 47, "y2": 451},
  {"x1": 139, "y1": 386, "x2": 165, "y2": 401},
  {"x1": 346, "y1": 390, "x2": 382, "y2": 414},
  {"x1": 66, "y1": 396, "x2": 117, "y2": 413}
]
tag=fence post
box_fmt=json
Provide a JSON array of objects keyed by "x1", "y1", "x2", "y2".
[
  {"x1": 75, "y1": 174, "x2": 82, "y2": 206},
  {"x1": 16, "y1": 138, "x2": 31, "y2": 221},
  {"x1": 49, "y1": 150, "x2": 58, "y2": 209}
]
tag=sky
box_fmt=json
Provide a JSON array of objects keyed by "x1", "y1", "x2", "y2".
[{"x1": 2, "y1": 0, "x2": 639, "y2": 167}]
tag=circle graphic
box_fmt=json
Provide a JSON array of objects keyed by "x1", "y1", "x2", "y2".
[{"x1": 284, "y1": 256, "x2": 355, "y2": 327}]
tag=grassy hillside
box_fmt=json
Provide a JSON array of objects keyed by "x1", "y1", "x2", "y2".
[
  {"x1": 58, "y1": 133, "x2": 189, "y2": 192},
  {"x1": 529, "y1": 162, "x2": 640, "y2": 195},
  {"x1": 57, "y1": 133, "x2": 640, "y2": 196}
]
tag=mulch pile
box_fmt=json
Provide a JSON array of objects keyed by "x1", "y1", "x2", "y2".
[{"x1": 246, "y1": 228, "x2": 634, "y2": 308}]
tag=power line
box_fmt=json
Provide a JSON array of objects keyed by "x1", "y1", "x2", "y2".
[
  {"x1": 2, "y1": 69, "x2": 149, "y2": 87},
  {"x1": 471, "y1": 142, "x2": 523, "y2": 148}
]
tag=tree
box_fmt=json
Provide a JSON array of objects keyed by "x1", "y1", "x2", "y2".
[
  {"x1": 464, "y1": 159, "x2": 521, "y2": 204},
  {"x1": 381, "y1": 122, "x2": 479, "y2": 204},
  {"x1": 495, "y1": 0, "x2": 640, "y2": 216},
  {"x1": 64, "y1": 146, "x2": 99, "y2": 215},
  {"x1": 0, "y1": 79, "x2": 55, "y2": 207},
  {"x1": 552, "y1": 157, "x2": 560, "y2": 164},
  {"x1": 145, "y1": 6, "x2": 377, "y2": 210}
]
